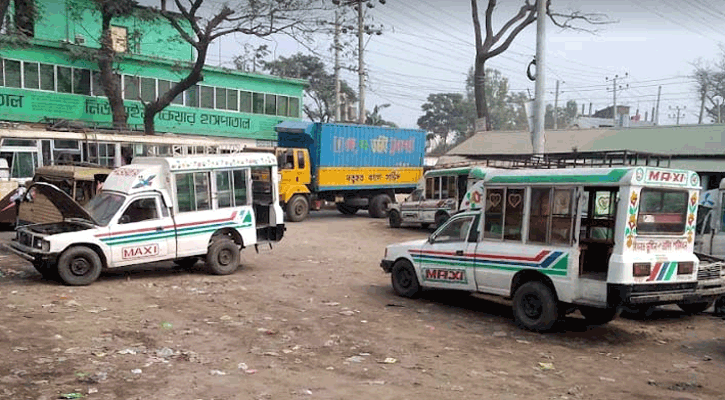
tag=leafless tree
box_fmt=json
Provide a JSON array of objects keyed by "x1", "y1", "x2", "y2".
[{"x1": 470, "y1": 0, "x2": 612, "y2": 130}]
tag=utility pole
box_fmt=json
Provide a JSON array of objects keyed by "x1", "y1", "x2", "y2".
[
  {"x1": 334, "y1": 10, "x2": 341, "y2": 122},
  {"x1": 669, "y1": 105, "x2": 686, "y2": 125},
  {"x1": 654, "y1": 85, "x2": 662, "y2": 125},
  {"x1": 698, "y1": 85, "x2": 707, "y2": 124},
  {"x1": 606, "y1": 73, "x2": 628, "y2": 127},
  {"x1": 532, "y1": 0, "x2": 546, "y2": 155},
  {"x1": 553, "y1": 80, "x2": 563, "y2": 130}
]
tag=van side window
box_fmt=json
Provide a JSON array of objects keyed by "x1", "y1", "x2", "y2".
[
  {"x1": 580, "y1": 188, "x2": 617, "y2": 242},
  {"x1": 233, "y1": 169, "x2": 249, "y2": 205},
  {"x1": 551, "y1": 189, "x2": 574, "y2": 245},
  {"x1": 441, "y1": 177, "x2": 449, "y2": 199},
  {"x1": 216, "y1": 171, "x2": 233, "y2": 208},
  {"x1": 425, "y1": 177, "x2": 433, "y2": 199},
  {"x1": 194, "y1": 172, "x2": 211, "y2": 211},
  {"x1": 504, "y1": 188, "x2": 525, "y2": 241},
  {"x1": 529, "y1": 187, "x2": 574, "y2": 244},
  {"x1": 120, "y1": 197, "x2": 159, "y2": 224},
  {"x1": 175, "y1": 173, "x2": 194, "y2": 212},
  {"x1": 434, "y1": 216, "x2": 475, "y2": 244},
  {"x1": 484, "y1": 188, "x2": 504, "y2": 239},
  {"x1": 529, "y1": 188, "x2": 551, "y2": 243}
]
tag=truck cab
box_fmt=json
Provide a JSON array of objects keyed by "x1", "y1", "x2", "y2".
[{"x1": 9, "y1": 153, "x2": 284, "y2": 286}]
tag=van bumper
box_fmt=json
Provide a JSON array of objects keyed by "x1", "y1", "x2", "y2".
[
  {"x1": 5, "y1": 240, "x2": 59, "y2": 264},
  {"x1": 380, "y1": 259, "x2": 394, "y2": 273},
  {"x1": 607, "y1": 282, "x2": 725, "y2": 307}
]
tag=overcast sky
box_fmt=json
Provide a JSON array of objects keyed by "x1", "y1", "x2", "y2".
[{"x1": 183, "y1": 0, "x2": 725, "y2": 129}]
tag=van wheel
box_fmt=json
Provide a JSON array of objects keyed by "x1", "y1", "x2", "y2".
[
  {"x1": 435, "y1": 212, "x2": 449, "y2": 228},
  {"x1": 57, "y1": 246, "x2": 102, "y2": 286},
  {"x1": 580, "y1": 306, "x2": 619, "y2": 325},
  {"x1": 421, "y1": 223, "x2": 430, "y2": 229},
  {"x1": 286, "y1": 195, "x2": 309, "y2": 222},
  {"x1": 336, "y1": 204, "x2": 359, "y2": 215},
  {"x1": 391, "y1": 259, "x2": 420, "y2": 298},
  {"x1": 512, "y1": 281, "x2": 559, "y2": 332},
  {"x1": 369, "y1": 194, "x2": 392, "y2": 218},
  {"x1": 206, "y1": 239, "x2": 240, "y2": 275},
  {"x1": 388, "y1": 210, "x2": 402, "y2": 228},
  {"x1": 677, "y1": 300, "x2": 713, "y2": 315}
]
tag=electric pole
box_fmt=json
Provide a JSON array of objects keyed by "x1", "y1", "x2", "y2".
[
  {"x1": 532, "y1": 0, "x2": 546, "y2": 155},
  {"x1": 332, "y1": 0, "x2": 387, "y2": 125},
  {"x1": 606, "y1": 73, "x2": 628, "y2": 127},
  {"x1": 654, "y1": 85, "x2": 662, "y2": 125},
  {"x1": 334, "y1": 10, "x2": 341, "y2": 122},
  {"x1": 669, "y1": 105, "x2": 686, "y2": 125}
]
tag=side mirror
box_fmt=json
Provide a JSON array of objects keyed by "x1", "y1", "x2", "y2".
[
  {"x1": 119, "y1": 215, "x2": 131, "y2": 224},
  {"x1": 427, "y1": 235, "x2": 435, "y2": 244}
]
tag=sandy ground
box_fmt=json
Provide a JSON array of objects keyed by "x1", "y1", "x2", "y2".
[{"x1": 1, "y1": 209, "x2": 724, "y2": 400}]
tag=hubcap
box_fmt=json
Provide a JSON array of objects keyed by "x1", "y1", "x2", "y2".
[
  {"x1": 397, "y1": 268, "x2": 412, "y2": 288},
  {"x1": 218, "y1": 249, "x2": 232, "y2": 266},
  {"x1": 70, "y1": 257, "x2": 91, "y2": 276},
  {"x1": 522, "y1": 293, "x2": 543, "y2": 319}
]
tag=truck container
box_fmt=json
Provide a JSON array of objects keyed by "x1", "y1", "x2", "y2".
[{"x1": 271, "y1": 121, "x2": 425, "y2": 222}]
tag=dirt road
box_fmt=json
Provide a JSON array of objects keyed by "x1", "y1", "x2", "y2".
[{"x1": 1, "y1": 210, "x2": 724, "y2": 400}]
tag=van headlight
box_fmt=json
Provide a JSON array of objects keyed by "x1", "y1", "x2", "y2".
[{"x1": 33, "y1": 237, "x2": 50, "y2": 252}]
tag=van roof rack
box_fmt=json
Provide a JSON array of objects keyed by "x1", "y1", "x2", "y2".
[{"x1": 437, "y1": 150, "x2": 672, "y2": 170}]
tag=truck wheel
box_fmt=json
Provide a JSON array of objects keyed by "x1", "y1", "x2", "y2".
[
  {"x1": 714, "y1": 296, "x2": 725, "y2": 316},
  {"x1": 388, "y1": 209, "x2": 402, "y2": 228},
  {"x1": 206, "y1": 238, "x2": 240, "y2": 275},
  {"x1": 580, "y1": 306, "x2": 619, "y2": 326},
  {"x1": 286, "y1": 195, "x2": 309, "y2": 222},
  {"x1": 512, "y1": 281, "x2": 559, "y2": 332},
  {"x1": 369, "y1": 194, "x2": 392, "y2": 218},
  {"x1": 435, "y1": 212, "x2": 449, "y2": 228},
  {"x1": 391, "y1": 259, "x2": 420, "y2": 298},
  {"x1": 336, "y1": 203, "x2": 359, "y2": 215},
  {"x1": 677, "y1": 300, "x2": 714, "y2": 314},
  {"x1": 57, "y1": 246, "x2": 102, "y2": 286}
]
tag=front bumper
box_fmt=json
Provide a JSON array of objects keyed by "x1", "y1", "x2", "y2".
[
  {"x1": 607, "y1": 282, "x2": 725, "y2": 307},
  {"x1": 6, "y1": 240, "x2": 58, "y2": 264},
  {"x1": 380, "y1": 259, "x2": 394, "y2": 273}
]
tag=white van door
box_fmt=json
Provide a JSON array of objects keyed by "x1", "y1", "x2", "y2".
[
  {"x1": 414, "y1": 214, "x2": 478, "y2": 291},
  {"x1": 106, "y1": 195, "x2": 176, "y2": 267}
]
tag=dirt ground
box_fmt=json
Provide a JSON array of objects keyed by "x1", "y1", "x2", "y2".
[{"x1": 1, "y1": 209, "x2": 725, "y2": 400}]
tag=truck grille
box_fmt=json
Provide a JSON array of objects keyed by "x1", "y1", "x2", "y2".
[
  {"x1": 698, "y1": 263, "x2": 722, "y2": 280},
  {"x1": 17, "y1": 231, "x2": 32, "y2": 247}
]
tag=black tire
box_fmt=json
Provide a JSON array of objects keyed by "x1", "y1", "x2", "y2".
[
  {"x1": 56, "y1": 246, "x2": 102, "y2": 286},
  {"x1": 32, "y1": 260, "x2": 58, "y2": 280},
  {"x1": 391, "y1": 259, "x2": 420, "y2": 298},
  {"x1": 173, "y1": 257, "x2": 198, "y2": 269},
  {"x1": 512, "y1": 281, "x2": 559, "y2": 332},
  {"x1": 206, "y1": 238, "x2": 240, "y2": 275},
  {"x1": 580, "y1": 306, "x2": 619, "y2": 326},
  {"x1": 620, "y1": 305, "x2": 656, "y2": 320},
  {"x1": 714, "y1": 296, "x2": 725, "y2": 316},
  {"x1": 435, "y1": 212, "x2": 449, "y2": 228},
  {"x1": 286, "y1": 195, "x2": 309, "y2": 222},
  {"x1": 369, "y1": 194, "x2": 392, "y2": 219},
  {"x1": 336, "y1": 203, "x2": 359, "y2": 215},
  {"x1": 388, "y1": 209, "x2": 402, "y2": 228},
  {"x1": 421, "y1": 223, "x2": 430, "y2": 229},
  {"x1": 677, "y1": 301, "x2": 714, "y2": 315}
]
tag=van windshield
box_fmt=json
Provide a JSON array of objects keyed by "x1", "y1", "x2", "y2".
[{"x1": 85, "y1": 192, "x2": 126, "y2": 226}]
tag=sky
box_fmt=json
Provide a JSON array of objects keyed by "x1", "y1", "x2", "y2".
[{"x1": 175, "y1": 0, "x2": 725, "y2": 130}]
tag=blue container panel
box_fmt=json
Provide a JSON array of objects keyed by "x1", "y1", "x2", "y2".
[{"x1": 316, "y1": 124, "x2": 425, "y2": 168}]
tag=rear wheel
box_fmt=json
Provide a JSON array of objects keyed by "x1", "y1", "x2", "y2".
[
  {"x1": 388, "y1": 209, "x2": 402, "y2": 228},
  {"x1": 580, "y1": 306, "x2": 619, "y2": 326},
  {"x1": 206, "y1": 238, "x2": 240, "y2": 275},
  {"x1": 369, "y1": 194, "x2": 392, "y2": 218},
  {"x1": 714, "y1": 296, "x2": 725, "y2": 316},
  {"x1": 57, "y1": 246, "x2": 102, "y2": 286},
  {"x1": 421, "y1": 223, "x2": 430, "y2": 229},
  {"x1": 336, "y1": 203, "x2": 359, "y2": 215},
  {"x1": 173, "y1": 257, "x2": 198, "y2": 270},
  {"x1": 677, "y1": 300, "x2": 714, "y2": 315},
  {"x1": 391, "y1": 259, "x2": 420, "y2": 298},
  {"x1": 286, "y1": 195, "x2": 309, "y2": 222},
  {"x1": 512, "y1": 281, "x2": 559, "y2": 332}
]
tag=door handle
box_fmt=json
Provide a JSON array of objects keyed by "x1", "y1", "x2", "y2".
[
  {"x1": 455, "y1": 250, "x2": 464, "y2": 256},
  {"x1": 156, "y1": 227, "x2": 164, "y2": 231}
]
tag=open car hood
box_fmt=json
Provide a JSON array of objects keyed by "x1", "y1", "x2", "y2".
[{"x1": 21, "y1": 182, "x2": 97, "y2": 225}]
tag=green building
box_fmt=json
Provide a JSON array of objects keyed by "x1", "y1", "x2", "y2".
[{"x1": 0, "y1": 0, "x2": 306, "y2": 145}]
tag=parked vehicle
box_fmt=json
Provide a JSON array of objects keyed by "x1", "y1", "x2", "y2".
[
  {"x1": 380, "y1": 165, "x2": 718, "y2": 331},
  {"x1": 13, "y1": 165, "x2": 112, "y2": 226},
  {"x1": 8, "y1": 153, "x2": 284, "y2": 286},
  {"x1": 693, "y1": 183, "x2": 725, "y2": 315},
  {"x1": 387, "y1": 166, "x2": 485, "y2": 229},
  {"x1": 256, "y1": 121, "x2": 425, "y2": 222}
]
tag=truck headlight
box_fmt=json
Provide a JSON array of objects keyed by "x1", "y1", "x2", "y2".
[
  {"x1": 677, "y1": 262, "x2": 694, "y2": 275},
  {"x1": 33, "y1": 237, "x2": 50, "y2": 252}
]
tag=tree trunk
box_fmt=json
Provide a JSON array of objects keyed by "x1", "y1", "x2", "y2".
[
  {"x1": 98, "y1": 13, "x2": 127, "y2": 130},
  {"x1": 0, "y1": 0, "x2": 11, "y2": 32},
  {"x1": 143, "y1": 44, "x2": 208, "y2": 134},
  {"x1": 473, "y1": 59, "x2": 492, "y2": 131}
]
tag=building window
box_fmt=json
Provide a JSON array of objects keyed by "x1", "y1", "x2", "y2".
[
  {"x1": 288, "y1": 97, "x2": 300, "y2": 117},
  {"x1": 4, "y1": 59, "x2": 21, "y2": 88},
  {"x1": 158, "y1": 80, "x2": 183, "y2": 105},
  {"x1": 240, "y1": 91, "x2": 252, "y2": 113},
  {"x1": 253, "y1": 92, "x2": 264, "y2": 114},
  {"x1": 186, "y1": 85, "x2": 199, "y2": 108},
  {"x1": 40, "y1": 64, "x2": 55, "y2": 91},
  {"x1": 200, "y1": 86, "x2": 214, "y2": 109},
  {"x1": 111, "y1": 26, "x2": 128, "y2": 53},
  {"x1": 73, "y1": 69, "x2": 91, "y2": 95},
  {"x1": 124, "y1": 75, "x2": 139, "y2": 100},
  {"x1": 277, "y1": 96, "x2": 288, "y2": 116},
  {"x1": 140, "y1": 77, "x2": 156, "y2": 102},
  {"x1": 264, "y1": 93, "x2": 276, "y2": 115},
  {"x1": 227, "y1": 89, "x2": 238, "y2": 111},
  {"x1": 57, "y1": 66, "x2": 73, "y2": 93},
  {"x1": 215, "y1": 87, "x2": 226, "y2": 110},
  {"x1": 23, "y1": 62, "x2": 39, "y2": 89}
]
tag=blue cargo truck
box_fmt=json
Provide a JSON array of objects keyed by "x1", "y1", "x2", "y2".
[{"x1": 265, "y1": 121, "x2": 425, "y2": 222}]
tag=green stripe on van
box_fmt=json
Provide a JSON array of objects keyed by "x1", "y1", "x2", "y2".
[{"x1": 488, "y1": 169, "x2": 628, "y2": 184}]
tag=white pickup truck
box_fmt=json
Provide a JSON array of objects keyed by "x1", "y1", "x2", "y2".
[
  {"x1": 694, "y1": 185, "x2": 725, "y2": 315},
  {"x1": 8, "y1": 153, "x2": 285, "y2": 286}
]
